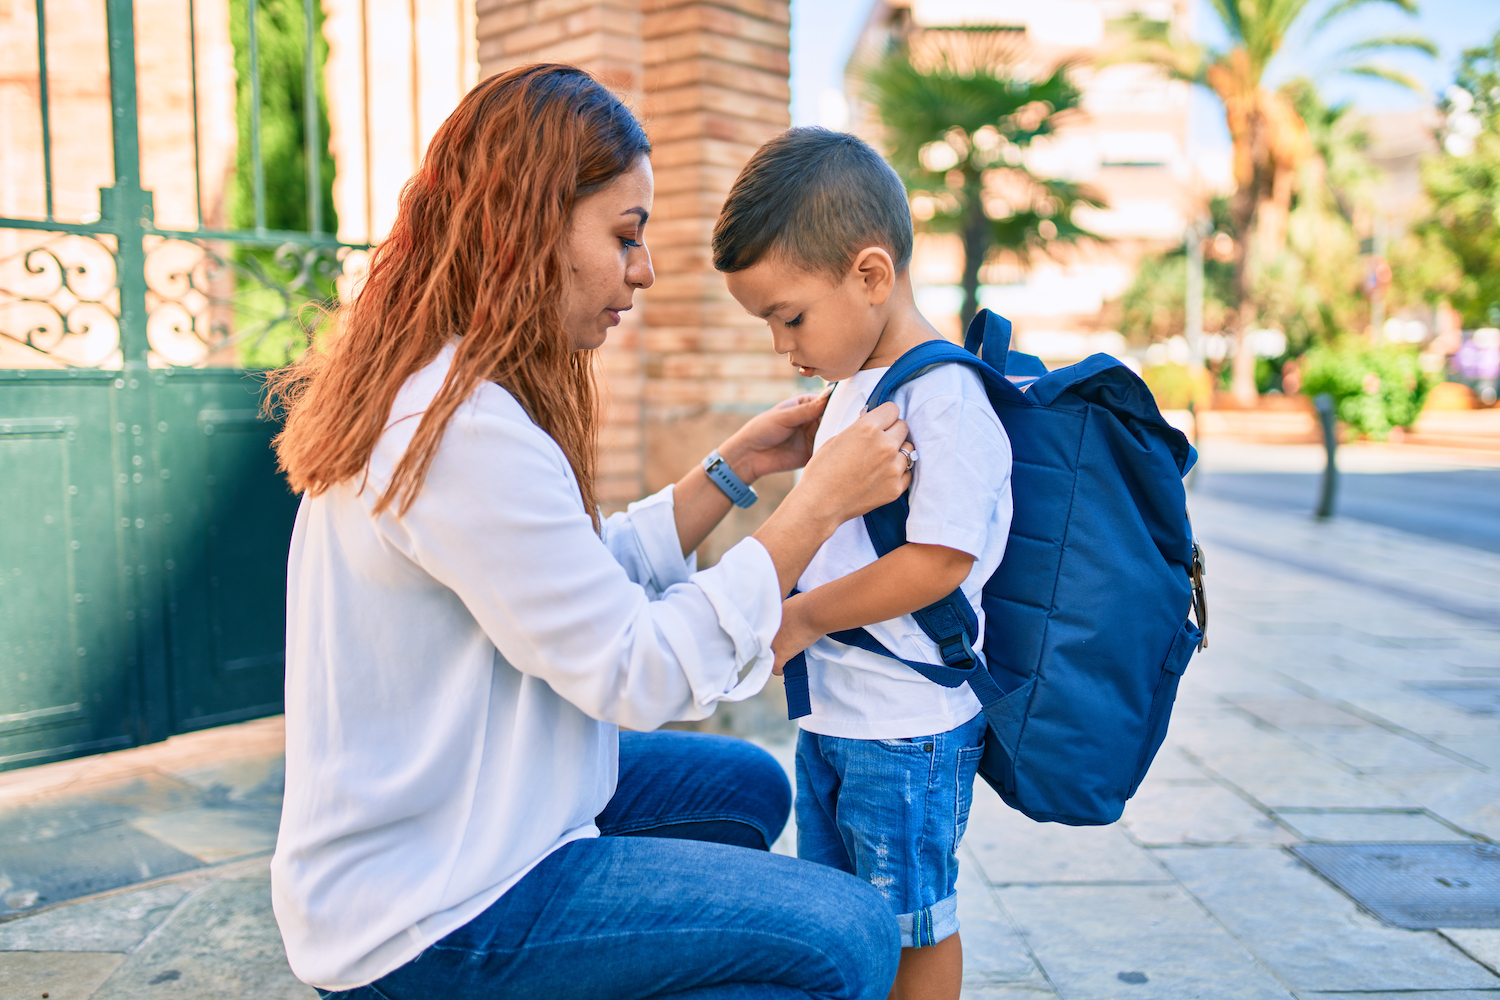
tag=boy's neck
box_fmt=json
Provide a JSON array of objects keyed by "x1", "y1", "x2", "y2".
[{"x1": 860, "y1": 270, "x2": 945, "y2": 371}]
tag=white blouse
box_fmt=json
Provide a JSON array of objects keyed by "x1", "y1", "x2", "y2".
[{"x1": 270, "y1": 344, "x2": 781, "y2": 990}]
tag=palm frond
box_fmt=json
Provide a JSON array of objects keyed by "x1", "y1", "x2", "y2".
[
  {"x1": 988, "y1": 210, "x2": 1107, "y2": 262},
  {"x1": 1033, "y1": 177, "x2": 1109, "y2": 212},
  {"x1": 1205, "y1": 0, "x2": 1243, "y2": 44},
  {"x1": 1103, "y1": 13, "x2": 1211, "y2": 82},
  {"x1": 1317, "y1": 0, "x2": 1418, "y2": 31},
  {"x1": 1343, "y1": 33, "x2": 1439, "y2": 57},
  {"x1": 1237, "y1": 0, "x2": 1317, "y2": 75},
  {"x1": 1345, "y1": 63, "x2": 1428, "y2": 93},
  {"x1": 864, "y1": 53, "x2": 1083, "y2": 175}
]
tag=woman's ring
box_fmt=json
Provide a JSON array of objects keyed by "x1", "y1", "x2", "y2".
[{"x1": 898, "y1": 447, "x2": 917, "y2": 472}]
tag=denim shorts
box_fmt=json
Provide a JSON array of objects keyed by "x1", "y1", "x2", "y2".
[{"x1": 795, "y1": 711, "x2": 987, "y2": 948}]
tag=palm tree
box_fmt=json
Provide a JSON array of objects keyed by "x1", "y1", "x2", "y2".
[
  {"x1": 1126, "y1": 1, "x2": 1435, "y2": 402},
  {"x1": 866, "y1": 51, "x2": 1104, "y2": 333}
]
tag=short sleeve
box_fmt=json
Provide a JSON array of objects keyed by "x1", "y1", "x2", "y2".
[{"x1": 898, "y1": 366, "x2": 1012, "y2": 559}]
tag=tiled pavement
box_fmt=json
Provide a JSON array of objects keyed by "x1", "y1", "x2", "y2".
[
  {"x1": 0, "y1": 719, "x2": 301, "y2": 999},
  {"x1": 3, "y1": 444, "x2": 1500, "y2": 999}
]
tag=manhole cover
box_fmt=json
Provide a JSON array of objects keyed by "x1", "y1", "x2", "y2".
[
  {"x1": 1292, "y1": 843, "x2": 1500, "y2": 929},
  {"x1": 1408, "y1": 682, "x2": 1500, "y2": 715}
]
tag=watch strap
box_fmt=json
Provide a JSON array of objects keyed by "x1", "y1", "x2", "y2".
[{"x1": 702, "y1": 450, "x2": 758, "y2": 508}]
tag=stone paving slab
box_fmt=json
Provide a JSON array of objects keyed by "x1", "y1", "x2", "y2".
[
  {"x1": 0, "y1": 951, "x2": 124, "y2": 1000},
  {"x1": 955, "y1": 846, "x2": 1048, "y2": 990},
  {"x1": 89, "y1": 881, "x2": 314, "y2": 1000},
  {"x1": 0, "y1": 733, "x2": 284, "y2": 921},
  {"x1": 0, "y1": 824, "x2": 203, "y2": 917},
  {"x1": 1273, "y1": 808, "x2": 1472, "y2": 842},
  {"x1": 1158, "y1": 846, "x2": 1498, "y2": 991},
  {"x1": 1121, "y1": 779, "x2": 1296, "y2": 846},
  {"x1": 1442, "y1": 929, "x2": 1500, "y2": 975},
  {"x1": 998, "y1": 883, "x2": 1294, "y2": 1000},
  {"x1": 965, "y1": 791, "x2": 1172, "y2": 885},
  {"x1": 0, "y1": 883, "x2": 188, "y2": 952},
  {"x1": 1293, "y1": 993, "x2": 1500, "y2": 999},
  {"x1": 128, "y1": 807, "x2": 280, "y2": 864}
]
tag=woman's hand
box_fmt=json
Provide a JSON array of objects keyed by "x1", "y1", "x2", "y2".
[
  {"x1": 717, "y1": 391, "x2": 830, "y2": 483},
  {"x1": 753, "y1": 402, "x2": 912, "y2": 597},
  {"x1": 796, "y1": 401, "x2": 911, "y2": 526}
]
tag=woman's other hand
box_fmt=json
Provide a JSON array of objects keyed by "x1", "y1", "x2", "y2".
[
  {"x1": 752, "y1": 401, "x2": 911, "y2": 597},
  {"x1": 717, "y1": 391, "x2": 830, "y2": 483},
  {"x1": 796, "y1": 401, "x2": 910, "y2": 526}
]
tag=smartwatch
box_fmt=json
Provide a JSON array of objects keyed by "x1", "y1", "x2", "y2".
[{"x1": 702, "y1": 450, "x2": 758, "y2": 508}]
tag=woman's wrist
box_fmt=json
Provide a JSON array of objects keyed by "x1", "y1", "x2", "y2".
[
  {"x1": 714, "y1": 436, "x2": 759, "y2": 485},
  {"x1": 764, "y1": 486, "x2": 840, "y2": 550}
]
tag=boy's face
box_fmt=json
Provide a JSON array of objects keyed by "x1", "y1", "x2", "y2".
[{"x1": 723, "y1": 253, "x2": 889, "y2": 383}]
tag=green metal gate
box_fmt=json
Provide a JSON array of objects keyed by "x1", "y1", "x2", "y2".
[{"x1": 0, "y1": 0, "x2": 361, "y2": 768}]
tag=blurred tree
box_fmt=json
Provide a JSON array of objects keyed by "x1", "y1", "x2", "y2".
[
  {"x1": 1252, "y1": 81, "x2": 1372, "y2": 355},
  {"x1": 1413, "y1": 30, "x2": 1500, "y2": 327},
  {"x1": 227, "y1": 0, "x2": 339, "y2": 367},
  {"x1": 1119, "y1": 197, "x2": 1236, "y2": 345},
  {"x1": 1121, "y1": 81, "x2": 1381, "y2": 391},
  {"x1": 1123, "y1": 1, "x2": 1435, "y2": 402},
  {"x1": 1119, "y1": 250, "x2": 1236, "y2": 344},
  {"x1": 865, "y1": 48, "x2": 1104, "y2": 331},
  {"x1": 228, "y1": 0, "x2": 337, "y2": 234}
]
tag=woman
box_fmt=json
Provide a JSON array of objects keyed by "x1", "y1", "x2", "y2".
[{"x1": 268, "y1": 64, "x2": 912, "y2": 999}]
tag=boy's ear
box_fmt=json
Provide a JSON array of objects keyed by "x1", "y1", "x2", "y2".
[{"x1": 851, "y1": 247, "x2": 895, "y2": 308}]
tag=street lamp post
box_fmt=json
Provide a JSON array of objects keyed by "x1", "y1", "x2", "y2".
[
  {"x1": 1314, "y1": 393, "x2": 1339, "y2": 519},
  {"x1": 1185, "y1": 216, "x2": 1209, "y2": 371}
]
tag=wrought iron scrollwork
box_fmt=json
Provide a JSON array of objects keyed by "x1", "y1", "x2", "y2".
[
  {"x1": 143, "y1": 237, "x2": 352, "y2": 367},
  {"x1": 0, "y1": 233, "x2": 122, "y2": 367},
  {"x1": 2, "y1": 228, "x2": 362, "y2": 369}
]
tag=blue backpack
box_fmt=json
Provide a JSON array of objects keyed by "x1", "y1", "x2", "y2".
[{"x1": 783, "y1": 309, "x2": 1207, "y2": 826}]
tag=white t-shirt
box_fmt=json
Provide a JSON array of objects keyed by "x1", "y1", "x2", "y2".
[
  {"x1": 271, "y1": 344, "x2": 781, "y2": 990},
  {"x1": 796, "y1": 356, "x2": 1012, "y2": 740}
]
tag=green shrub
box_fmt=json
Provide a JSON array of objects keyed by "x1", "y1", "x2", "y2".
[
  {"x1": 1299, "y1": 341, "x2": 1434, "y2": 440},
  {"x1": 1141, "y1": 363, "x2": 1213, "y2": 410}
]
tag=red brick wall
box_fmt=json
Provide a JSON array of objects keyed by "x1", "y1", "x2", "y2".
[
  {"x1": 477, "y1": 0, "x2": 649, "y2": 507},
  {"x1": 478, "y1": 1, "x2": 796, "y2": 554}
]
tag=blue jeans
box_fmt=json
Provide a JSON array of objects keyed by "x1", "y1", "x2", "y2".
[
  {"x1": 796, "y1": 713, "x2": 987, "y2": 948},
  {"x1": 317, "y1": 731, "x2": 900, "y2": 1000}
]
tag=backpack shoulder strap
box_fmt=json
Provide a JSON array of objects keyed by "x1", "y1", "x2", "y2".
[
  {"x1": 783, "y1": 312, "x2": 1027, "y2": 721},
  {"x1": 860, "y1": 341, "x2": 996, "y2": 679}
]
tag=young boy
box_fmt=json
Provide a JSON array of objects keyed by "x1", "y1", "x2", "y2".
[{"x1": 713, "y1": 128, "x2": 1013, "y2": 1000}]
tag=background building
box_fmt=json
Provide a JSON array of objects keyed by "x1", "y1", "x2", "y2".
[{"x1": 842, "y1": 0, "x2": 1231, "y2": 364}]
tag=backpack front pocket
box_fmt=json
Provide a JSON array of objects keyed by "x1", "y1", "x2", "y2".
[{"x1": 1128, "y1": 619, "x2": 1201, "y2": 796}]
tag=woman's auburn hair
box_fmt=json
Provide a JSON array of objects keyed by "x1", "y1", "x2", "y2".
[{"x1": 266, "y1": 64, "x2": 651, "y2": 525}]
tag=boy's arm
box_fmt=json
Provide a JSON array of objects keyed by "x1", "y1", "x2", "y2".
[{"x1": 771, "y1": 543, "x2": 974, "y2": 673}]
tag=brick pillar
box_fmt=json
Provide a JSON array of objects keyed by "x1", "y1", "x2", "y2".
[
  {"x1": 639, "y1": 0, "x2": 795, "y2": 561},
  {"x1": 475, "y1": 1, "x2": 795, "y2": 540},
  {"x1": 477, "y1": 1, "x2": 647, "y2": 508}
]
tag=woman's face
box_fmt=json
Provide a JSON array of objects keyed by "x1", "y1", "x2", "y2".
[{"x1": 560, "y1": 155, "x2": 655, "y2": 352}]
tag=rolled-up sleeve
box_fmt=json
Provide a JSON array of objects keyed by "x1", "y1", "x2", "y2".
[
  {"x1": 600, "y1": 487, "x2": 695, "y2": 598},
  {"x1": 372, "y1": 405, "x2": 781, "y2": 729}
]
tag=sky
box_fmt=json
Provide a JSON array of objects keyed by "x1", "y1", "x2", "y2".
[{"x1": 790, "y1": 0, "x2": 1500, "y2": 151}]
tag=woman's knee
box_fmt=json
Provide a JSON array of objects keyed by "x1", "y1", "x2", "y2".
[
  {"x1": 789, "y1": 865, "x2": 901, "y2": 999},
  {"x1": 617, "y1": 731, "x2": 791, "y2": 846},
  {"x1": 716, "y1": 737, "x2": 792, "y2": 841}
]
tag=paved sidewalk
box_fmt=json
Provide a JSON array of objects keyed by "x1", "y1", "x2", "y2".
[{"x1": 2, "y1": 485, "x2": 1499, "y2": 999}]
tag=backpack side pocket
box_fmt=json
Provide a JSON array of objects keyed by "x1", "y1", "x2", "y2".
[{"x1": 1128, "y1": 619, "x2": 1201, "y2": 797}]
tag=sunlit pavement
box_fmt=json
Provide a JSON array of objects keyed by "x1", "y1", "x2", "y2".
[
  {"x1": 759, "y1": 473, "x2": 1500, "y2": 1000},
  {"x1": 3, "y1": 474, "x2": 1500, "y2": 999},
  {"x1": 1192, "y1": 439, "x2": 1500, "y2": 553}
]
